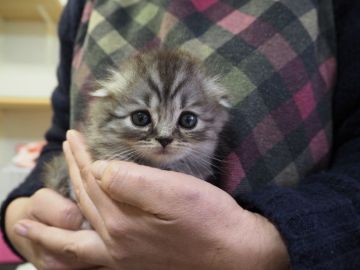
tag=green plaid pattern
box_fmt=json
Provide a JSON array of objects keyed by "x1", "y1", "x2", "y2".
[{"x1": 70, "y1": 0, "x2": 336, "y2": 194}]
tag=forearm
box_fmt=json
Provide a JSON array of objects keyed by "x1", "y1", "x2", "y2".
[
  {"x1": 193, "y1": 206, "x2": 290, "y2": 270},
  {"x1": 252, "y1": 213, "x2": 290, "y2": 270}
]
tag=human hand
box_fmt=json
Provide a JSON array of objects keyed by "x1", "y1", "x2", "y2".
[
  {"x1": 62, "y1": 130, "x2": 290, "y2": 270},
  {"x1": 5, "y1": 188, "x2": 109, "y2": 269}
]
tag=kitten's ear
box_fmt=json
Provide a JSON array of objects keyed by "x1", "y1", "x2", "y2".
[
  {"x1": 218, "y1": 94, "x2": 231, "y2": 108},
  {"x1": 205, "y1": 76, "x2": 232, "y2": 108},
  {"x1": 91, "y1": 88, "x2": 110, "y2": 98},
  {"x1": 91, "y1": 68, "x2": 131, "y2": 98}
]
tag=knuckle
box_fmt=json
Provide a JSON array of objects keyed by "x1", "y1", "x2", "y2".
[
  {"x1": 80, "y1": 164, "x2": 92, "y2": 180},
  {"x1": 108, "y1": 244, "x2": 129, "y2": 263},
  {"x1": 31, "y1": 236, "x2": 43, "y2": 246},
  {"x1": 105, "y1": 218, "x2": 127, "y2": 238},
  {"x1": 31, "y1": 188, "x2": 46, "y2": 204},
  {"x1": 134, "y1": 170, "x2": 147, "y2": 185},
  {"x1": 34, "y1": 187, "x2": 47, "y2": 197},
  {"x1": 63, "y1": 242, "x2": 81, "y2": 262},
  {"x1": 27, "y1": 206, "x2": 37, "y2": 219},
  {"x1": 103, "y1": 162, "x2": 123, "y2": 191},
  {"x1": 73, "y1": 186, "x2": 82, "y2": 202},
  {"x1": 117, "y1": 166, "x2": 146, "y2": 188},
  {"x1": 75, "y1": 193, "x2": 88, "y2": 214},
  {"x1": 27, "y1": 228, "x2": 45, "y2": 246},
  {"x1": 38, "y1": 255, "x2": 61, "y2": 270},
  {"x1": 182, "y1": 187, "x2": 202, "y2": 203},
  {"x1": 59, "y1": 204, "x2": 81, "y2": 228},
  {"x1": 107, "y1": 161, "x2": 121, "y2": 177}
]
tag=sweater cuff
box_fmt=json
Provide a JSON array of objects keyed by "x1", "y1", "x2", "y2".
[{"x1": 237, "y1": 173, "x2": 360, "y2": 270}]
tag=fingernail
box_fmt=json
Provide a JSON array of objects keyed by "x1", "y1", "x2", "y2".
[
  {"x1": 66, "y1": 130, "x2": 73, "y2": 140},
  {"x1": 14, "y1": 223, "x2": 29, "y2": 236}
]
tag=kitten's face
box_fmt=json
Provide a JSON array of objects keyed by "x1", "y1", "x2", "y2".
[{"x1": 86, "y1": 50, "x2": 229, "y2": 169}]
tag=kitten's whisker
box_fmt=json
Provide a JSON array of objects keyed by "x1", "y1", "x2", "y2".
[
  {"x1": 188, "y1": 150, "x2": 227, "y2": 175},
  {"x1": 183, "y1": 152, "x2": 214, "y2": 179},
  {"x1": 105, "y1": 150, "x2": 132, "y2": 160},
  {"x1": 100, "y1": 146, "x2": 135, "y2": 159},
  {"x1": 104, "y1": 148, "x2": 140, "y2": 162},
  {"x1": 189, "y1": 148, "x2": 230, "y2": 164},
  {"x1": 183, "y1": 159, "x2": 198, "y2": 178},
  {"x1": 195, "y1": 157, "x2": 226, "y2": 173}
]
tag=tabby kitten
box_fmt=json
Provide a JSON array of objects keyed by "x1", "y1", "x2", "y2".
[{"x1": 44, "y1": 49, "x2": 230, "y2": 197}]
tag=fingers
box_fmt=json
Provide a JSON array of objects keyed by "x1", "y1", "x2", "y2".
[
  {"x1": 66, "y1": 130, "x2": 171, "y2": 212},
  {"x1": 30, "y1": 188, "x2": 84, "y2": 230},
  {"x1": 33, "y1": 249, "x2": 94, "y2": 270},
  {"x1": 63, "y1": 140, "x2": 104, "y2": 233},
  {"x1": 15, "y1": 219, "x2": 112, "y2": 267},
  {"x1": 91, "y1": 159, "x2": 201, "y2": 215},
  {"x1": 66, "y1": 130, "x2": 92, "y2": 171},
  {"x1": 65, "y1": 131, "x2": 131, "y2": 232}
]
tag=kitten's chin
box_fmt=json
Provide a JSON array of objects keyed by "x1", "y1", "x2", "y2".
[
  {"x1": 151, "y1": 152, "x2": 183, "y2": 165},
  {"x1": 140, "y1": 147, "x2": 187, "y2": 166}
]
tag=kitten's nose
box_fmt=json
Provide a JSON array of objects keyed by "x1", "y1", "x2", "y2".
[{"x1": 156, "y1": 137, "x2": 174, "y2": 148}]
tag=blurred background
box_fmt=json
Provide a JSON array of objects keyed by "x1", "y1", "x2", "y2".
[{"x1": 0, "y1": 0, "x2": 67, "y2": 268}]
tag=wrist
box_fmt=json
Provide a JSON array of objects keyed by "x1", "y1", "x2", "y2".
[
  {"x1": 214, "y1": 208, "x2": 290, "y2": 270},
  {"x1": 252, "y1": 212, "x2": 290, "y2": 270}
]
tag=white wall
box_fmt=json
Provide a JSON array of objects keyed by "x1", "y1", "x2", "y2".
[
  {"x1": 0, "y1": 20, "x2": 59, "y2": 98},
  {"x1": 0, "y1": 21, "x2": 58, "y2": 165}
]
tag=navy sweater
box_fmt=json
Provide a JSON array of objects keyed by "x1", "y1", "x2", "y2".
[{"x1": 1, "y1": 1, "x2": 359, "y2": 269}]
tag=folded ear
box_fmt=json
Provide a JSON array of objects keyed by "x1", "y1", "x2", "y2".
[
  {"x1": 90, "y1": 88, "x2": 110, "y2": 97},
  {"x1": 218, "y1": 94, "x2": 231, "y2": 108},
  {"x1": 204, "y1": 76, "x2": 232, "y2": 108},
  {"x1": 91, "y1": 68, "x2": 133, "y2": 98}
]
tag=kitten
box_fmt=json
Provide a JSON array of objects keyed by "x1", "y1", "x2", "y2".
[{"x1": 44, "y1": 49, "x2": 230, "y2": 198}]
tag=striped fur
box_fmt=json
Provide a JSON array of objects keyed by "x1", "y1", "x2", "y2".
[
  {"x1": 86, "y1": 49, "x2": 229, "y2": 180},
  {"x1": 44, "y1": 49, "x2": 229, "y2": 197}
]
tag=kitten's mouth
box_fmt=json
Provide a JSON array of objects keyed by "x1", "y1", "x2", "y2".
[
  {"x1": 137, "y1": 145, "x2": 186, "y2": 166},
  {"x1": 156, "y1": 148, "x2": 170, "y2": 155},
  {"x1": 150, "y1": 146, "x2": 183, "y2": 164}
]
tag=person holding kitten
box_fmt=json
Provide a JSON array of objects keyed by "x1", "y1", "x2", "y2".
[{"x1": 2, "y1": 0, "x2": 360, "y2": 269}]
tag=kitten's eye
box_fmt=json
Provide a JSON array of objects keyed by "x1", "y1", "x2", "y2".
[
  {"x1": 131, "y1": 110, "x2": 152, "y2": 127},
  {"x1": 178, "y1": 112, "x2": 198, "y2": 129}
]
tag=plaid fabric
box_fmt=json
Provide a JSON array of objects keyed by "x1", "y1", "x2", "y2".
[{"x1": 70, "y1": 0, "x2": 336, "y2": 194}]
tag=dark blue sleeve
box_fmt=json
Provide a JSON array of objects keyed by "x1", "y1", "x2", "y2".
[
  {"x1": 237, "y1": 1, "x2": 360, "y2": 269},
  {"x1": 0, "y1": 0, "x2": 86, "y2": 256}
]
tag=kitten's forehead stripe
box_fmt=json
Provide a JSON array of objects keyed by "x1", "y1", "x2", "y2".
[
  {"x1": 143, "y1": 92, "x2": 151, "y2": 107},
  {"x1": 170, "y1": 78, "x2": 188, "y2": 100},
  {"x1": 157, "y1": 52, "x2": 185, "y2": 103},
  {"x1": 180, "y1": 94, "x2": 188, "y2": 110},
  {"x1": 147, "y1": 77, "x2": 162, "y2": 102},
  {"x1": 134, "y1": 55, "x2": 147, "y2": 75}
]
